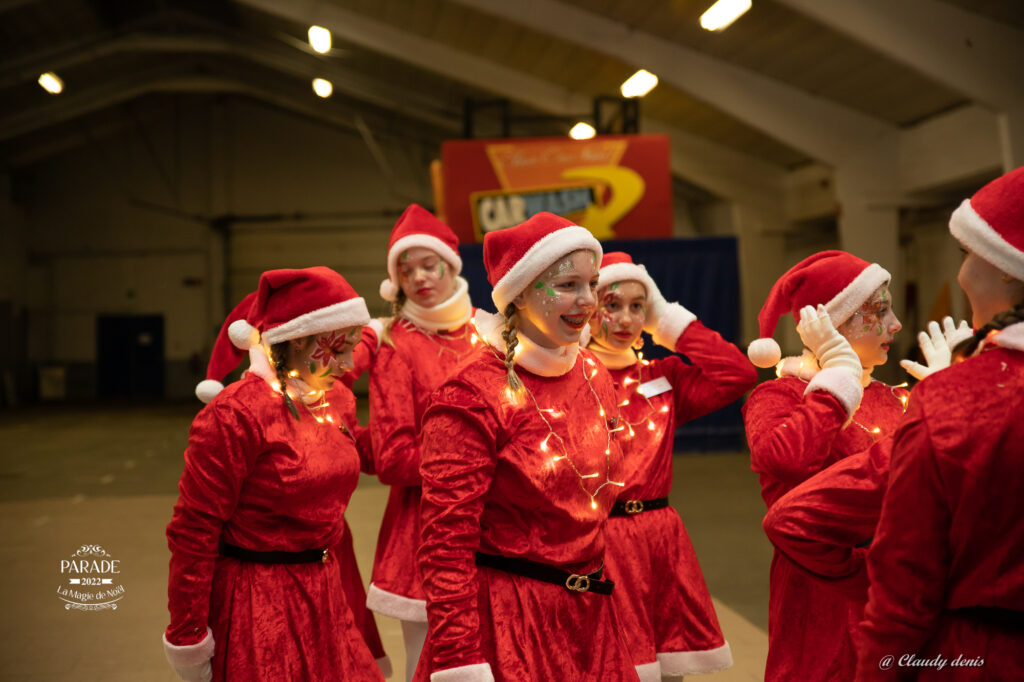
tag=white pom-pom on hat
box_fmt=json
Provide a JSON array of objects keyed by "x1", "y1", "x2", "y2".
[
  {"x1": 228, "y1": 319, "x2": 259, "y2": 350},
  {"x1": 379, "y1": 278, "x2": 400, "y2": 302},
  {"x1": 748, "y1": 337, "x2": 782, "y2": 368},
  {"x1": 195, "y1": 379, "x2": 225, "y2": 404}
]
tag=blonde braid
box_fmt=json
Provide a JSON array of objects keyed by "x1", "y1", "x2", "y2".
[
  {"x1": 381, "y1": 290, "x2": 407, "y2": 348},
  {"x1": 501, "y1": 302, "x2": 524, "y2": 393},
  {"x1": 270, "y1": 341, "x2": 302, "y2": 421}
]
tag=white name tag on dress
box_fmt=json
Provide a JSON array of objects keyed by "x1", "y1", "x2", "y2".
[{"x1": 637, "y1": 376, "x2": 672, "y2": 398}]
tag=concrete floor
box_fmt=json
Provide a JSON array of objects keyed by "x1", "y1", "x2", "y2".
[{"x1": 0, "y1": 403, "x2": 770, "y2": 681}]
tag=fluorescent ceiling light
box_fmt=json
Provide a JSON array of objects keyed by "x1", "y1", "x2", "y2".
[
  {"x1": 620, "y1": 69, "x2": 658, "y2": 98},
  {"x1": 312, "y1": 78, "x2": 333, "y2": 98},
  {"x1": 700, "y1": 0, "x2": 752, "y2": 31},
  {"x1": 38, "y1": 72, "x2": 63, "y2": 94},
  {"x1": 308, "y1": 25, "x2": 332, "y2": 53},
  {"x1": 569, "y1": 122, "x2": 596, "y2": 140}
]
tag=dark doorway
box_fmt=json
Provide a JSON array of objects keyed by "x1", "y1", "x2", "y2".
[{"x1": 97, "y1": 315, "x2": 165, "y2": 400}]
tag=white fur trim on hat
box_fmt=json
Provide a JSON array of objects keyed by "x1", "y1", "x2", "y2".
[
  {"x1": 195, "y1": 379, "x2": 224, "y2": 404},
  {"x1": 824, "y1": 263, "x2": 891, "y2": 328},
  {"x1": 261, "y1": 298, "x2": 371, "y2": 346},
  {"x1": 365, "y1": 583, "x2": 427, "y2": 622},
  {"x1": 748, "y1": 338, "x2": 782, "y2": 368},
  {"x1": 163, "y1": 628, "x2": 215, "y2": 668},
  {"x1": 651, "y1": 302, "x2": 697, "y2": 349},
  {"x1": 382, "y1": 234, "x2": 463, "y2": 302},
  {"x1": 657, "y1": 642, "x2": 734, "y2": 675},
  {"x1": 598, "y1": 262, "x2": 656, "y2": 296},
  {"x1": 430, "y1": 663, "x2": 495, "y2": 682},
  {"x1": 228, "y1": 319, "x2": 259, "y2": 350},
  {"x1": 491, "y1": 225, "x2": 602, "y2": 310},
  {"x1": 804, "y1": 367, "x2": 863, "y2": 417},
  {"x1": 950, "y1": 198, "x2": 1024, "y2": 282}
]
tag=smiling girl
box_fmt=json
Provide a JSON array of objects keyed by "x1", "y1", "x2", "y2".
[
  {"x1": 367, "y1": 205, "x2": 477, "y2": 680},
  {"x1": 742, "y1": 251, "x2": 908, "y2": 682},
  {"x1": 415, "y1": 213, "x2": 639, "y2": 681},
  {"x1": 586, "y1": 252, "x2": 756, "y2": 681}
]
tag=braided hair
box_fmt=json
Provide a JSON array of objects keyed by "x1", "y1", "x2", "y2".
[
  {"x1": 269, "y1": 341, "x2": 302, "y2": 421},
  {"x1": 501, "y1": 302, "x2": 523, "y2": 393},
  {"x1": 952, "y1": 301, "x2": 1024, "y2": 360},
  {"x1": 381, "y1": 289, "x2": 407, "y2": 348}
]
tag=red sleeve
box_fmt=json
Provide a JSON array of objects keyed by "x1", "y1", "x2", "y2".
[
  {"x1": 744, "y1": 379, "x2": 850, "y2": 485},
  {"x1": 418, "y1": 382, "x2": 498, "y2": 673},
  {"x1": 856, "y1": 396, "x2": 951, "y2": 680},
  {"x1": 330, "y1": 383, "x2": 374, "y2": 475},
  {"x1": 369, "y1": 345, "x2": 422, "y2": 486},
  {"x1": 165, "y1": 398, "x2": 262, "y2": 645},
  {"x1": 664, "y1": 320, "x2": 757, "y2": 427},
  {"x1": 762, "y1": 437, "x2": 892, "y2": 600}
]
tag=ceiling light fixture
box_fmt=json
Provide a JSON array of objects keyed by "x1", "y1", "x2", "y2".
[
  {"x1": 38, "y1": 72, "x2": 63, "y2": 94},
  {"x1": 569, "y1": 122, "x2": 596, "y2": 140},
  {"x1": 308, "y1": 25, "x2": 332, "y2": 54},
  {"x1": 700, "y1": 0, "x2": 752, "y2": 31},
  {"x1": 312, "y1": 78, "x2": 333, "y2": 98},
  {"x1": 620, "y1": 69, "x2": 658, "y2": 98}
]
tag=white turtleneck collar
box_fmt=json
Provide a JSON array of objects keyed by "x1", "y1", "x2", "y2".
[
  {"x1": 474, "y1": 309, "x2": 579, "y2": 377},
  {"x1": 586, "y1": 341, "x2": 637, "y2": 370},
  {"x1": 400, "y1": 276, "x2": 474, "y2": 332}
]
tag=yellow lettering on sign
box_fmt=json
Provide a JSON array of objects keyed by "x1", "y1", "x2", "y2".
[{"x1": 560, "y1": 165, "x2": 645, "y2": 240}]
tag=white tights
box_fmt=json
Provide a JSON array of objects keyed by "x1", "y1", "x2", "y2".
[{"x1": 400, "y1": 619, "x2": 428, "y2": 682}]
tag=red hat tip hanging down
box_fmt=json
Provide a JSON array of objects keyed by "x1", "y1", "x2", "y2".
[
  {"x1": 196, "y1": 267, "x2": 370, "y2": 403},
  {"x1": 379, "y1": 204, "x2": 463, "y2": 302},
  {"x1": 748, "y1": 250, "x2": 891, "y2": 368},
  {"x1": 483, "y1": 212, "x2": 602, "y2": 311},
  {"x1": 949, "y1": 166, "x2": 1024, "y2": 281}
]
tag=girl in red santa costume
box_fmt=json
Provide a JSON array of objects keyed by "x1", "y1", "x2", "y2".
[
  {"x1": 415, "y1": 213, "x2": 639, "y2": 681},
  {"x1": 742, "y1": 250, "x2": 908, "y2": 681},
  {"x1": 163, "y1": 267, "x2": 384, "y2": 681},
  {"x1": 366, "y1": 204, "x2": 478, "y2": 681},
  {"x1": 585, "y1": 251, "x2": 756, "y2": 681},
  {"x1": 855, "y1": 166, "x2": 1024, "y2": 681}
]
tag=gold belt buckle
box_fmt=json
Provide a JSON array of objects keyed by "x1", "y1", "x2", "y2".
[
  {"x1": 565, "y1": 573, "x2": 591, "y2": 593},
  {"x1": 625, "y1": 499, "x2": 644, "y2": 514},
  {"x1": 321, "y1": 548, "x2": 330, "y2": 563}
]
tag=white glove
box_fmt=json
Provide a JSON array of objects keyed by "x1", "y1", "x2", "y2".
[
  {"x1": 797, "y1": 304, "x2": 862, "y2": 379},
  {"x1": 174, "y1": 660, "x2": 212, "y2": 682},
  {"x1": 900, "y1": 316, "x2": 972, "y2": 380},
  {"x1": 641, "y1": 278, "x2": 669, "y2": 335}
]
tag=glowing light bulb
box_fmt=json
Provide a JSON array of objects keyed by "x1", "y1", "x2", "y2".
[
  {"x1": 312, "y1": 78, "x2": 333, "y2": 98},
  {"x1": 647, "y1": 420, "x2": 656, "y2": 431},
  {"x1": 623, "y1": 377, "x2": 636, "y2": 386},
  {"x1": 660, "y1": 405, "x2": 669, "y2": 413},
  {"x1": 604, "y1": 448, "x2": 611, "y2": 455},
  {"x1": 470, "y1": 333, "x2": 479, "y2": 345},
  {"x1": 540, "y1": 434, "x2": 551, "y2": 452},
  {"x1": 590, "y1": 369, "x2": 599, "y2": 379},
  {"x1": 627, "y1": 424, "x2": 635, "y2": 437},
  {"x1": 586, "y1": 358, "x2": 596, "y2": 366},
  {"x1": 307, "y1": 25, "x2": 331, "y2": 53},
  {"x1": 618, "y1": 399, "x2": 630, "y2": 407},
  {"x1": 271, "y1": 381, "x2": 281, "y2": 392},
  {"x1": 38, "y1": 72, "x2": 63, "y2": 94},
  {"x1": 288, "y1": 370, "x2": 299, "y2": 377},
  {"x1": 315, "y1": 417, "x2": 324, "y2": 423},
  {"x1": 871, "y1": 427, "x2": 881, "y2": 434},
  {"x1": 590, "y1": 499, "x2": 598, "y2": 510},
  {"x1": 599, "y1": 408, "x2": 605, "y2": 417},
  {"x1": 326, "y1": 415, "x2": 334, "y2": 424},
  {"x1": 569, "y1": 122, "x2": 596, "y2": 140}
]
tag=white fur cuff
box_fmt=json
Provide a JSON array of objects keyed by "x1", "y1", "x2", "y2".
[
  {"x1": 635, "y1": 660, "x2": 661, "y2": 682},
  {"x1": 366, "y1": 583, "x2": 428, "y2": 622},
  {"x1": 658, "y1": 641, "x2": 734, "y2": 675},
  {"x1": 652, "y1": 302, "x2": 697, "y2": 349},
  {"x1": 804, "y1": 367, "x2": 863, "y2": 417},
  {"x1": 163, "y1": 628, "x2": 215, "y2": 667},
  {"x1": 430, "y1": 662, "x2": 495, "y2": 682}
]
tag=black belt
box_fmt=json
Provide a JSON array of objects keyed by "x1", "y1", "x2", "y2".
[
  {"x1": 218, "y1": 540, "x2": 329, "y2": 564},
  {"x1": 610, "y1": 497, "x2": 670, "y2": 516},
  {"x1": 953, "y1": 606, "x2": 1024, "y2": 630},
  {"x1": 475, "y1": 552, "x2": 614, "y2": 595}
]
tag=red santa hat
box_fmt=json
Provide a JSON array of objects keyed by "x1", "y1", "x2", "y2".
[
  {"x1": 195, "y1": 267, "x2": 370, "y2": 403},
  {"x1": 949, "y1": 166, "x2": 1024, "y2": 281},
  {"x1": 748, "y1": 250, "x2": 891, "y2": 368},
  {"x1": 597, "y1": 251, "x2": 656, "y2": 295},
  {"x1": 483, "y1": 212, "x2": 602, "y2": 311},
  {"x1": 379, "y1": 204, "x2": 463, "y2": 302}
]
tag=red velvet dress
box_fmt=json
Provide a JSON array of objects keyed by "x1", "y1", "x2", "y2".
[
  {"x1": 368, "y1": 319, "x2": 477, "y2": 621},
  {"x1": 415, "y1": 345, "x2": 639, "y2": 681},
  {"x1": 856, "y1": 326, "x2": 1024, "y2": 681},
  {"x1": 602, "y1": 321, "x2": 756, "y2": 679},
  {"x1": 165, "y1": 373, "x2": 384, "y2": 681},
  {"x1": 744, "y1": 374, "x2": 909, "y2": 682}
]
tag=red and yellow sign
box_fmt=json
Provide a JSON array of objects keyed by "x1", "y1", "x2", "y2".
[{"x1": 437, "y1": 134, "x2": 672, "y2": 242}]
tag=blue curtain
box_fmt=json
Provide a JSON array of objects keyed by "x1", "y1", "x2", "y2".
[{"x1": 458, "y1": 236, "x2": 745, "y2": 452}]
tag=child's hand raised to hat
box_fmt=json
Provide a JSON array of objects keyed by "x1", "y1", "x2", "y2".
[
  {"x1": 900, "y1": 316, "x2": 972, "y2": 380},
  {"x1": 797, "y1": 304, "x2": 862, "y2": 379}
]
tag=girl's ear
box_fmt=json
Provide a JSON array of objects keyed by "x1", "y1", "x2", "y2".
[{"x1": 512, "y1": 292, "x2": 527, "y2": 310}]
